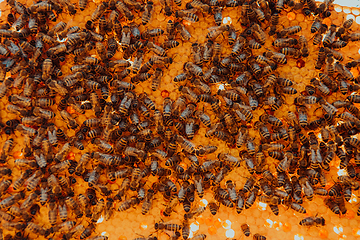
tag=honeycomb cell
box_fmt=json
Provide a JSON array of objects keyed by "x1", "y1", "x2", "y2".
[
  {"x1": 319, "y1": 229, "x2": 328, "y2": 239},
  {"x1": 287, "y1": 12, "x2": 296, "y2": 20},
  {"x1": 208, "y1": 225, "x2": 217, "y2": 235},
  {"x1": 282, "y1": 222, "x2": 292, "y2": 232},
  {"x1": 344, "y1": 7, "x2": 352, "y2": 13}
]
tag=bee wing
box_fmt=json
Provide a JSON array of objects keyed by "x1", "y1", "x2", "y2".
[
  {"x1": 182, "y1": 8, "x2": 198, "y2": 14},
  {"x1": 207, "y1": 25, "x2": 221, "y2": 32},
  {"x1": 182, "y1": 16, "x2": 198, "y2": 23}
]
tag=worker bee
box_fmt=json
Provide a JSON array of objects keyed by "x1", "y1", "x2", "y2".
[
  {"x1": 48, "y1": 200, "x2": 57, "y2": 225},
  {"x1": 205, "y1": 201, "x2": 219, "y2": 215},
  {"x1": 26, "y1": 222, "x2": 49, "y2": 236},
  {"x1": 253, "y1": 233, "x2": 266, "y2": 240},
  {"x1": 289, "y1": 202, "x2": 307, "y2": 213},
  {"x1": 90, "y1": 198, "x2": 105, "y2": 222},
  {"x1": 300, "y1": 216, "x2": 326, "y2": 227},
  {"x1": 241, "y1": 223, "x2": 250, "y2": 237},
  {"x1": 142, "y1": 1, "x2": 154, "y2": 25},
  {"x1": 206, "y1": 25, "x2": 229, "y2": 40},
  {"x1": 324, "y1": 198, "x2": 340, "y2": 215},
  {"x1": 184, "y1": 206, "x2": 206, "y2": 220},
  {"x1": 175, "y1": 22, "x2": 191, "y2": 41},
  {"x1": 26, "y1": 170, "x2": 42, "y2": 191},
  {"x1": 118, "y1": 196, "x2": 140, "y2": 212},
  {"x1": 245, "y1": 185, "x2": 259, "y2": 209},
  {"x1": 175, "y1": 8, "x2": 199, "y2": 23},
  {"x1": 277, "y1": 25, "x2": 302, "y2": 38},
  {"x1": 0, "y1": 179, "x2": 12, "y2": 193}
]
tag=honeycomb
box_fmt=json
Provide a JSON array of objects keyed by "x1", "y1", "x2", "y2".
[{"x1": 1, "y1": 0, "x2": 360, "y2": 240}]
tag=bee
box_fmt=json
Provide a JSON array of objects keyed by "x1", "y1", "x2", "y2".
[
  {"x1": 264, "y1": 51, "x2": 287, "y2": 64},
  {"x1": 132, "y1": 50, "x2": 144, "y2": 75},
  {"x1": 253, "y1": 234, "x2": 266, "y2": 240},
  {"x1": 91, "y1": 198, "x2": 105, "y2": 222},
  {"x1": 208, "y1": 201, "x2": 219, "y2": 215},
  {"x1": 336, "y1": 18, "x2": 353, "y2": 37},
  {"x1": 212, "y1": 6, "x2": 223, "y2": 26},
  {"x1": 118, "y1": 25, "x2": 131, "y2": 50},
  {"x1": 118, "y1": 196, "x2": 140, "y2": 212},
  {"x1": 25, "y1": 222, "x2": 49, "y2": 236},
  {"x1": 162, "y1": 223, "x2": 183, "y2": 232},
  {"x1": 241, "y1": 223, "x2": 251, "y2": 237},
  {"x1": 26, "y1": 170, "x2": 43, "y2": 191},
  {"x1": 165, "y1": 19, "x2": 176, "y2": 40},
  {"x1": 277, "y1": 25, "x2": 302, "y2": 38},
  {"x1": 142, "y1": 188, "x2": 156, "y2": 215},
  {"x1": 90, "y1": 2, "x2": 108, "y2": 21},
  {"x1": 206, "y1": 25, "x2": 229, "y2": 40},
  {"x1": 179, "y1": 221, "x2": 190, "y2": 240},
  {"x1": 7, "y1": 104, "x2": 28, "y2": 117},
  {"x1": 0, "y1": 191, "x2": 24, "y2": 210},
  {"x1": 159, "y1": 0, "x2": 172, "y2": 16},
  {"x1": 38, "y1": 186, "x2": 49, "y2": 206},
  {"x1": 64, "y1": 197, "x2": 83, "y2": 218},
  {"x1": 187, "y1": 0, "x2": 210, "y2": 12},
  {"x1": 0, "y1": 138, "x2": 14, "y2": 163},
  {"x1": 74, "y1": 195, "x2": 90, "y2": 219},
  {"x1": 324, "y1": 198, "x2": 340, "y2": 215},
  {"x1": 86, "y1": 236, "x2": 108, "y2": 240},
  {"x1": 48, "y1": 200, "x2": 57, "y2": 225},
  {"x1": 280, "y1": 47, "x2": 301, "y2": 58},
  {"x1": 244, "y1": 137, "x2": 256, "y2": 156},
  {"x1": 184, "y1": 206, "x2": 205, "y2": 220},
  {"x1": 148, "y1": 68, "x2": 163, "y2": 91},
  {"x1": 245, "y1": 185, "x2": 259, "y2": 209},
  {"x1": 189, "y1": 234, "x2": 206, "y2": 240},
  {"x1": 175, "y1": 8, "x2": 199, "y2": 23},
  {"x1": 142, "y1": 28, "x2": 165, "y2": 39},
  {"x1": 289, "y1": 202, "x2": 307, "y2": 213},
  {"x1": 13, "y1": 168, "x2": 32, "y2": 190},
  {"x1": 21, "y1": 191, "x2": 39, "y2": 210},
  {"x1": 0, "y1": 179, "x2": 12, "y2": 193}
]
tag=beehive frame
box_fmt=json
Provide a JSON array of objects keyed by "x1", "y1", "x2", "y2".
[{"x1": 1, "y1": 0, "x2": 360, "y2": 240}]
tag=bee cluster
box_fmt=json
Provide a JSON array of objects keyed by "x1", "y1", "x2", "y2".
[{"x1": 1, "y1": 0, "x2": 360, "y2": 239}]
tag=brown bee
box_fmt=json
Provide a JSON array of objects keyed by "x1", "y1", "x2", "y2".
[
  {"x1": 140, "y1": 1, "x2": 153, "y2": 24},
  {"x1": 206, "y1": 25, "x2": 229, "y2": 40},
  {"x1": 175, "y1": 8, "x2": 199, "y2": 22},
  {"x1": 175, "y1": 22, "x2": 191, "y2": 41}
]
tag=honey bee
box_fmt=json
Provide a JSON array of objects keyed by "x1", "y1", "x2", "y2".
[
  {"x1": 20, "y1": 191, "x2": 39, "y2": 210},
  {"x1": 253, "y1": 233, "x2": 266, "y2": 240},
  {"x1": 175, "y1": 8, "x2": 199, "y2": 23},
  {"x1": 277, "y1": 25, "x2": 302, "y2": 38},
  {"x1": 118, "y1": 196, "x2": 140, "y2": 212},
  {"x1": 90, "y1": 198, "x2": 105, "y2": 222},
  {"x1": 288, "y1": 201, "x2": 307, "y2": 214},
  {"x1": 26, "y1": 170, "x2": 43, "y2": 191},
  {"x1": 48, "y1": 200, "x2": 57, "y2": 225},
  {"x1": 206, "y1": 201, "x2": 219, "y2": 215},
  {"x1": 71, "y1": 195, "x2": 87, "y2": 218},
  {"x1": 25, "y1": 222, "x2": 49, "y2": 236},
  {"x1": 239, "y1": 223, "x2": 250, "y2": 237},
  {"x1": 7, "y1": 104, "x2": 28, "y2": 117},
  {"x1": 245, "y1": 185, "x2": 259, "y2": 209},
  {"x1": 324, "y1": 198, "x2": 340, "y2": 215},
  {"x1": 0, "y1": 179, "x2": 12, "y2": 193},
  {"x1": 159, "y1": 0, "x2": 172, "y2": 16},
  {"x1": 0, "y1": 191, "x2": 24, "y2": 210},
  {"x1": 184, "y1": 206, "x2": 206, "y2": 220},
  {"x1": 206, "y1": 25, "x2": 229, "y2": 40},
  {"x1": 86, "y1": 236, "x2": 108, "y2": 240},
  {"x1": 142, "y1": 28, "x2": 165, "y2": 39}
]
